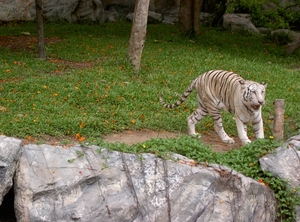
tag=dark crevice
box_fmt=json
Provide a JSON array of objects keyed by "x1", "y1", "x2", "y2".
[{"x1": 0, "y1": 187, "x2": 16, "y2": 222}]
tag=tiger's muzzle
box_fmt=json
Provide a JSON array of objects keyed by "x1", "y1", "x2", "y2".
[{"x1": 251, "y1": 101, "x2": 264, "y2": 110}]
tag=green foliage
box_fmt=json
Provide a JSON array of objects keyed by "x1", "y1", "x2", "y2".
[{"x1": 227, "y1": 0, "x2": 300, "y2": 30}]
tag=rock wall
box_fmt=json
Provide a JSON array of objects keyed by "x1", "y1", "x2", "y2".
[
  {"x1": 0, "y1": 136, "x2": 22, "y2": 206},
  {"x1": 0, "y1": 135, "x2": 278, "y2": 221},
  {"x1": 1, "y1": 134, "x2": 300, "y2": 221},
  {"x1": 0, "y1": 0, "x2": 179, "y2": 22}
]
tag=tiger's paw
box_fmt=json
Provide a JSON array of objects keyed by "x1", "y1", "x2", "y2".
[
  {"x1": 222, "y1": 138, "x2": 235, "y2": 144},
  {"x1": 190, "y1": 132, "x2": 201, "y2": 139},
  {"x1": 241, "y1": 139, "x2": 251, "y2": 145}
]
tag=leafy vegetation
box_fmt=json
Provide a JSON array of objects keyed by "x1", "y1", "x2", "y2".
[
  {"x1": 0, "y1": 21, "x2": 300, "y2": 221},
  {"x1": 227, "y1": 0, "x2": 300, "y2": 30}
]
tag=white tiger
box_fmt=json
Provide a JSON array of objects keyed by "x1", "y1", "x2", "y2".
[{"x1": 159, "y1": 70, "x2": 267, "y2": 145}]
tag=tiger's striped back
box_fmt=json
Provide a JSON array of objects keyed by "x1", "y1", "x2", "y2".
[{"x1": 159, "y1": 70, "x2": 244, "y2": 112}]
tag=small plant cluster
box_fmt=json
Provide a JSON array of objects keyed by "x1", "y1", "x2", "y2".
[{"x1": 227, "y1": 0, "x2": 300, "y2": 30}]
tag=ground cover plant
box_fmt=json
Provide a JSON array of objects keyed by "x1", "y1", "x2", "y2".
[{"x1": 1, "y1": 21, "x2": 300, "y2": 221}]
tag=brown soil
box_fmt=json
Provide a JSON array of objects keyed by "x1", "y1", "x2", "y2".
[
  {"x1": 22, "y1": 130, "x2": 241, "y2": 152},
  {"x1": 0, "y1": 35, "x2": 62, "y2": 52},
  {"x1": 102, "y1": 129, "x2": 242, "y2": 152}
]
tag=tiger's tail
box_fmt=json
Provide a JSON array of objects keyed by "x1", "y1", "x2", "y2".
[{"x1": 159, "y1": 79, "x2": 196, "y2": 109}]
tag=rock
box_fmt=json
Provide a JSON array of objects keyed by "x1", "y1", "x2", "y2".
[
  {"x1": 102, "y1": 0, "x2": 135, "y2": 14},
  {"x1": 104, "y1": 6, "x2": 120, "y2": 22},
  {"x1": 0, "y1": 0, "x2": 36, "y2": 21},
  {"x1": 126, "y1": 11, "x2": 162, "y2": 24},
  {"x1": 0, "y1": 0, "x2": 105, "y2": 22},
  {"x1": 0, "y1": 136, "x2": 22, "y2": 205},
  {"x1": 163, "y1": 7, "x2": 179, "y2": 24},
  {"x1": 200, "y1": 12, "x2": 214, "y2": 26},
  {"x1": 223, "y1": 14, "x2": 260, "y2": 34},
  {"x1": 286, "y1": 36, "x2": 300, "y2": 54},
  {"x1": 14, "y1": 143, "x2": 276, "y2": 221},
  {"x1": 147, "y1": 11, "x2": 162, "y2": 23},
  {"x1": 271, "y1": 29, "x2": 300, "y2": 41},
  {"x1": 260, "y1": 135, "x2": 300, "y2": 221},
  {"x1": 44, "y1": 0, "x2": 105, "y2": 22},
  {"x1": 260, "y1": 135, "x2": 300, "y2": 188},
  {"x1": 257, "y1": 27, "x2": 272, "y2": 35}
]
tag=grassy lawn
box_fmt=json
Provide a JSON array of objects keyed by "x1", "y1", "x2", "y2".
[
  {"x1": 1, "y1": 20, "x2": 300, "y2": 220},
  {"x1": 0, "y1": 21, "x2": 299, "y2": 141}
]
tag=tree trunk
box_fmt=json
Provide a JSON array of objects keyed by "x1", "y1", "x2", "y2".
[
  {"x1": 127, "y1": 0, "x2": 150, "y2": 73},
  {"x1": 179, "y1": 0, "x2": 201, "y2": 36},
  {"x1": 179, "y1": 0, "x2": 193, "y2": 35},
  {"x1": 35, "y1": 0, "x2": 46, "y2": 60},
  {"x1": 193, "y1": 0, "x2": 201, "y2": 35}
]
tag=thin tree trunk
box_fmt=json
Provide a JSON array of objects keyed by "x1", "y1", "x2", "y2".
[
  {"x1": 179, "y1": 0, "x2": 201, "y2": 36},
  {"x1": 179, "y1": 0, "x2": 193, "y2": 34},
  {"x1": 193, "y1": 0, "x2": 201, "y2": 35},
  {"x1": 127, "y1": 0, "x2": 150, "y2": 73},
  {"x1": 35, "y1": 0, "x2": 46, "y2": 60}
]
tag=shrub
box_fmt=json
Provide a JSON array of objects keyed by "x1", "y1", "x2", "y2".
[{"x1": 227, "y1": 0, "x2": 300, "y2": 30}]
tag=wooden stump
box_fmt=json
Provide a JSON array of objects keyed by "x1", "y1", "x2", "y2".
[{"x1": 273, "y1": 99, "x2": 285, "y2": 141}]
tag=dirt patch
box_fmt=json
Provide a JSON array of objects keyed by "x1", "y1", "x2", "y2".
[
  {"x1": 0, "y1": 35, "x2": 62, "y2": 52},
  {"x1": 0, "y1": 36, "x2": 94, "y2": 70},
  {"x1": 102, "y1": 129, "x2": 242, "y2": 152},
  {"x1": 21, "y1": 130, "x2": 242, "y2": 152}
]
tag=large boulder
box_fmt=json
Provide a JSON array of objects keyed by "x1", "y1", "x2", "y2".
[
  {"x1": 126, "y1": 11, "x2": 162, "y2": 24},
  {"x1": 223, "y1": 14, "x2": 260, "y2": 34},
  {"x1": 260, "y1": 135, "x2": 300, "y2": 221},
  {"x1": 43, "y1": 0, "x2": 105, "y2": 22},
  {"x1": 0, "y1": 0, "x2": 36, "y2": 21},
  {"x1": 0, "y1": 136, "x2": 22, "y2": 205},
  {"x1": 0, "y1": 0, "x2": 105, "y2": 22},
  {"x1": 14, "y1": 143, "x2": 276, "y2": 221},
  {"x1": 271, "y1": 29, "x2": 300, "y2": 42}
]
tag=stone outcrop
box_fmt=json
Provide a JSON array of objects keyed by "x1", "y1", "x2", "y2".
[
  {"x1": 11, "y1": 142, "x2": 276, "y2": 221},
  {"x1": 260, "y1": 135, "x2": 300, "y2": 221},
  {"x1": 286, "y1": 36, "x2": 300, "y2": 54},
  {"x1": 223, "y1": 14, "x2": 260, "y2": 34},
  {"x1": 0, "y1": 136, "x2": 22, "y2": 205},
  {"x1": 2, "y1": 134, "x2": 300, "y2": 220},
  {"x1": 0, "y1": 0, "x2": 174, "y2": 23}
]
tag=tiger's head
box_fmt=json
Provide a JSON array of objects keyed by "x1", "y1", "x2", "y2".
[{"x1": 240, "y1": 81, "x2": 267, "y2": 111}]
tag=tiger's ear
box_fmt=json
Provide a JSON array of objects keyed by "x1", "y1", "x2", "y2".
[
  {"x1": 261, "y1": 82, "x2": 267, "y2": 88},
  {"x1": 239, "y1": 80, "x2": 245, "y2": 85}
]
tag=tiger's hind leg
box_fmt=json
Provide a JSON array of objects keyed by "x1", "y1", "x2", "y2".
[
  {"x1": 210, "y1": 109, "x2": 235, "y2": 144},
  {"x1": 187, "y1": 105, "x2": 208, "y2": 136}
]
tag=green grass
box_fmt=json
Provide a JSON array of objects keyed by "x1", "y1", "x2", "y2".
[
  {"x1": 1, "y1": 21, "x2": 300, "y2": 221},
  {"x1": 1, "y1": 21, "x2": 299, "y2": 140}
]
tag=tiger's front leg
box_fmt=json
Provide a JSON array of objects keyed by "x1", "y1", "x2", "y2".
[
  {"x1": 253, "y1": 115, "x2": 264, "y2": 139},
  {"x1": 235, "y1": 117, "x2": 251, "y2": 145},
  {"x1": 212, "y1": 113, "x2": 235, "y2": 144}
]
